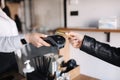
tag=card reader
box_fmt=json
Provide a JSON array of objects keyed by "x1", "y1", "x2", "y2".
[{"x1": 44, "y1": 35, "x2": 66, "y2": 49}]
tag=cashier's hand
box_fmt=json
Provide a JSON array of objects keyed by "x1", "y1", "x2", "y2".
[
  {"x1": 25, "y1": 33, "x2": 50, "y2": 48},
  {"x1": 66, "y1": 32, "x2": 84, "y2": 48}
]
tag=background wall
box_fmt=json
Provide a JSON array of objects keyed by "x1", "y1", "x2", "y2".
[
  {"x1": 32, "y1": 0, "x2": 64, "y2": 32},
  {"x1": 67, "y1": 0, "x2": 120, "y2": 28}
]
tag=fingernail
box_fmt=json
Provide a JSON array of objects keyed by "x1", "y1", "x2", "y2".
[{"x1": 44, "y1": 35, "x2": 48, "y2": 37}]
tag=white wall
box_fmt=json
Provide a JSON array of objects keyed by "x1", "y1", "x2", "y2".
[
  {"x1": 67, "y1": 0, "x2": 120, "y2": 28},
  {"x1": 32, "y1": 0, "x2": 64, "y2": 32}
]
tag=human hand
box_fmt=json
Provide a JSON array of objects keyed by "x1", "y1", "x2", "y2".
[
  {"x1": 66, "y1": 32, "x2": 84, "y2": 48},
  {"x1": 25, "y1": 33, "x2": 50, "y2": 48}
]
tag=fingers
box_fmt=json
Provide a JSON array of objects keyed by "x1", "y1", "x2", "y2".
[
  {"x1": 26, "y1": 32, "x2": 50, "y2": 48},
  {"x1": 38, "y1": 33, "x2": 50, "y2": 47},
  {"x1": 36, "y1": 43, "x2": 43, "y2": 48},
  {"x1": 37, "y1": 38, "x2": 50, "y2": 47},
  {"x1": 66, "y1": 32, "x2": 84, "y2": 48},
  {"x1": 32, "y1": 39, "x2": 50, "y2": 48},
  {"x1": 69, "y1": 38, "x2": 80, "y2": 48},
  {"x1": 66, "y1": 32, "x2": 76, "y2": 37},
  {"x1": 39, "y1": 33, "x2": 48, "y2": 38},
  {"x1": 70, "y1": 39, "x2": 81, "y2": 48}
]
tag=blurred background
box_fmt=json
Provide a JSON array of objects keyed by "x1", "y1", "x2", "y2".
[{"x1": 5, "y1": 0, "x2": 64, "y2": 34}]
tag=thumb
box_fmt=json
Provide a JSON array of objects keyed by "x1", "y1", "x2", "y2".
[
  {"x1": 65, "y1": 32, "x2": 74, "y2": 38},
  {"x1": 40, "y1": 34, "x2": 48, "y2": 38}
]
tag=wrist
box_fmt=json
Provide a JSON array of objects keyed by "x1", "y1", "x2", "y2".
[
  {"x1": 79, "y1": 34, "x2": 84, "y2": 41},
  {"x1": 19, "y1": 34, "x2": 28, "y2": 45},
  {"x1": 79, "y1": 35, "x2": 84, "y2": 48},
  {"x1": 25, "y1": 33, "x2": 30, "y2": 43}
]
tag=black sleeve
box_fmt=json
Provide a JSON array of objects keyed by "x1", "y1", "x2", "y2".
[{"x1": 80, "y1": 35, "x2": 120, "y2": 67}]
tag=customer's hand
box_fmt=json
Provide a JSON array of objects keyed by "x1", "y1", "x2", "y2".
[
  {"x1": 25, "y1": 33, "x2": 50, "y2": 47},
  {"x1": 66, "y1": 32, "x2": 84, "y2": 48}
]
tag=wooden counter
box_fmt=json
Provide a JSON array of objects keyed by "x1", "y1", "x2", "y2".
[
  {"x1": 67, "y1": 65, "x2": 99, "y2": 80},
  {"x1": 55, "y1": 28, "x2": 120, "y2": 33},
  {"x1": 73, "y1": 74, "x2": 99, "y2": 80}
]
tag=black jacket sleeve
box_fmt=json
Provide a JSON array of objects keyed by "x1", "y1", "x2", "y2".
[{"x1": 80, "y1": 35, "x2": 120, "y2": 67}]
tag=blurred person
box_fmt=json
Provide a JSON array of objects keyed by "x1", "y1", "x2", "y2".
[
  {"x1": 14, "y1": 14, "x2": 22, "y2": 33},
  {"x1": 66, "y1": 32, "x2": 120, "y2": 67},
  {"x1": 2, "y1": 0, "x2": 11, "y2": 17},
  {"x1": 0, "y1": 0, "x2": 19, "y2": 74},
  {"x1": 0, "y1": 0, "x2": 50, "y2": 74}
]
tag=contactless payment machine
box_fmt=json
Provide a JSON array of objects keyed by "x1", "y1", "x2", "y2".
[{"x1": 44, "y1": 35, "x2": 66, "y2": 49}]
